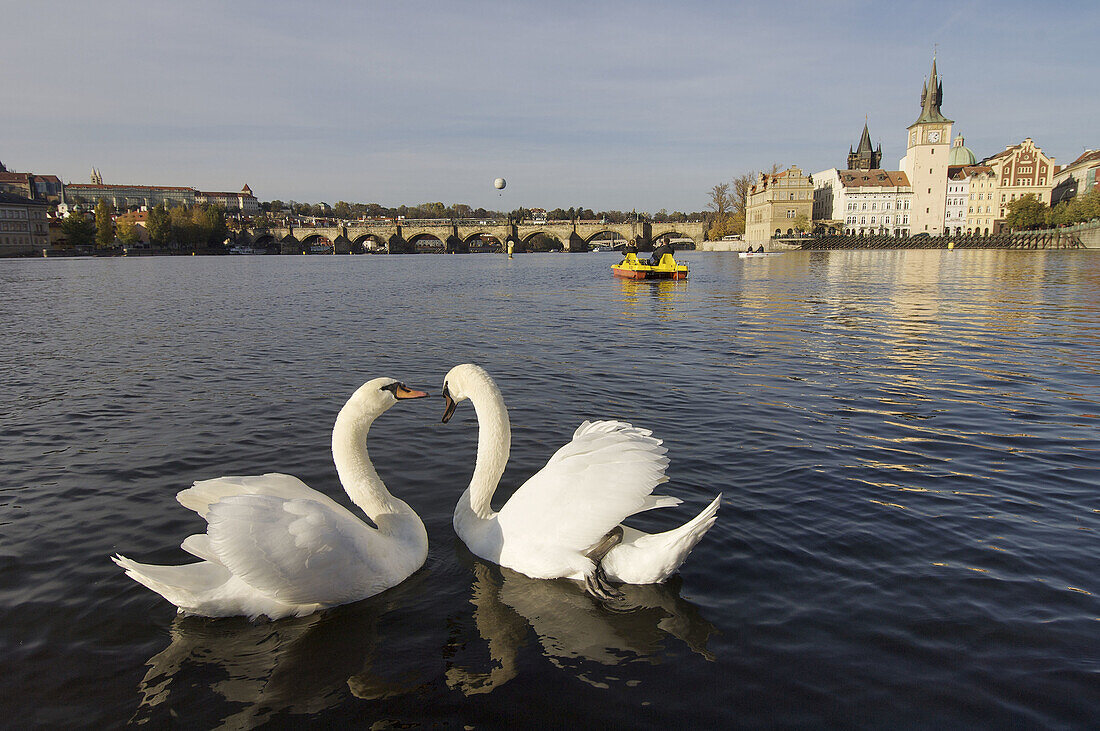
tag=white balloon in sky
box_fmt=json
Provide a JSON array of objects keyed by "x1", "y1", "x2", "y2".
[{"x1": 493, "y1": 178, "x2": 506, "y2": 190}]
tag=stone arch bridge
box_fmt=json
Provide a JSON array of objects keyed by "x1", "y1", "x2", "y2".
[{"x1": 243, "y1": 220, "x2": 706, "y2": 254}]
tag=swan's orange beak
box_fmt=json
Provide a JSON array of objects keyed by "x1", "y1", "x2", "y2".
[
  {"x1": 441, "y1": 385, "x2": 457, "y2": 423},
  {"x1": 395, "y1": 385, "x2": 429, "y2": 400}
]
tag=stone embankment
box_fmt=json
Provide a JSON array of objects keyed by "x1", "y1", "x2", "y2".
[{"x1": 801, "y1": 231, "x2": 1085, "y2": 250}]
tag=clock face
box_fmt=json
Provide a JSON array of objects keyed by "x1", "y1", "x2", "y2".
[{"x1": 928, "y1": 130, "x2": 941, "y2": 143}]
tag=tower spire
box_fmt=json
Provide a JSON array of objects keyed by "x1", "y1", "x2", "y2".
[{"x1": 911, "y1": 53, "x2": 951, "y2": 126}]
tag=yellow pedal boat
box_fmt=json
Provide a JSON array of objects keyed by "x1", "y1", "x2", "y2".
[{"x1": 611, "y1": 252, "x2": 688, "y2": 280}]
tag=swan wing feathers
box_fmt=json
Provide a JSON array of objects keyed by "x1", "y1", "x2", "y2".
[
  {"x1": 498, "y1": 420, "x2": 671, "y2": 554},
  {"x1": 178, "y1": 473, "x2": 346, "y2": 519},
  {"x1": 205, "y1": 493, "x2": 389, "y2": 606}
]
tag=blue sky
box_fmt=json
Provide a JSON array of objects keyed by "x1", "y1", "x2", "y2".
[{"x1": 3, "y1": 0, "x2": 1098, "y2": 213}]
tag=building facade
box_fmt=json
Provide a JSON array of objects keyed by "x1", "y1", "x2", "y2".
[
  {"x1": 1051, "y1": 149, "x2": 1100, "y2": 206},
  {"x1": 978, "y1": 138, "x2": 1055, "y2": 230},
  {"x1": 0, "y1": 192, "x2": 50, "y2": 256},
  {"x1": 0, "y1": 171, "x2": 64, "y2": 203},
  {"x1": 745, "y1": 166, "x2": 815, "y2": 242},
  {"x1": 65, "y1": 172, "x2": 259, "y2": 215},
  {"x1": 944, "y1": 170, "x2": 970, "y2": 236},
  {"x1": 957, "y1": 165, "x2": 997, "y2": 234},
  {"x1": 900, "y1": 56, "x2": 952, "y2": 236},
  {"x1": 195, "y1": 185, "x2": 260, "y2": 215},
  {"x1": 813, "y1": 168, "x2": 912, "y2": 237},
  {"x1": 944, "y1": 134, "x2": 978, "y2": 234},
  {"x1": 65, "y1": 182, "x2": 196, "y2": 210}
]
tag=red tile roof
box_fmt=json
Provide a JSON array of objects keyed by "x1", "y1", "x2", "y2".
[
  {"x1": 1063, "y1": 149, "x2": 1100, "y2": 169},
  {"x1": 66, "y1": 184, "x2": 194, "y2": 192},
  {"x1": 838, "y1": 169, "x2": 910, "y2": 188}
]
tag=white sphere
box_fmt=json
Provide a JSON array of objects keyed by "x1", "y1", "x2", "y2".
[{"x1": 493, "y1": 178, "x2": 506, "y2": 190}]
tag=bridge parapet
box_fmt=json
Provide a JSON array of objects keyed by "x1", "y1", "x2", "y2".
[{"x1": 245, "y1": 219, "x2": 708, "y2": 253}]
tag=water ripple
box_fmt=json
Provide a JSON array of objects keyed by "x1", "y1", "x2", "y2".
[{"x1": 0, "y1": 251, "x2": 1097, "y2": 727}]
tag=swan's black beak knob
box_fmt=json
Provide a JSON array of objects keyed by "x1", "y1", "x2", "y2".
[
  {"x1": 441, "y1": 384, "x2": 457, "y2": 423},
  {"x1": 383, "y1": 382, "x2": 429, "y2": 400}
]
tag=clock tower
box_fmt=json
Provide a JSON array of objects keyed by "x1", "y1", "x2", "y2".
[{"x1": 902, "y1": 55, "x2": 953, "y2": 236}]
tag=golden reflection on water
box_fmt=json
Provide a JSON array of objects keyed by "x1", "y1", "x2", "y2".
[{"x1": 615, "y1": 277, "x2": 688, "y2": 318}]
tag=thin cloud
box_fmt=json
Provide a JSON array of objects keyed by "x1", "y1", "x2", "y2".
[{"x1": 2, "y1": 0, "x2": 1097, "y2": 212}]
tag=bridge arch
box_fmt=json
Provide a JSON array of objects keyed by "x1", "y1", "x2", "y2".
[
  {"x1": 649, "y1": 227, "x2": 699, "y2": 248},
  {"x1": 299, "y1": 233, "x2": 333, "y2": 254},
  {"x1": 408, "y1": 233, "x2": 446, "y2": 253},
  {"x1": 583, "y1": 229, "x2": 626, "y2": 244},
  {"x1": 463, "y1": 232, "x2": 504, "y2": 252},
  {"x1": 352, "y1": 233, "x2": 388, "y2": 253},
  {"x1": 521, "y1": 231, "x2": 564, "y2": 252}
]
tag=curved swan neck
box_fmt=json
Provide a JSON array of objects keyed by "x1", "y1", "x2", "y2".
[
  {"x1": 331, "y1": 398, "x2": 398, "y2": 521},
  {"x1": 463, "y1": 377, "x2": 511, "y2": 520}
]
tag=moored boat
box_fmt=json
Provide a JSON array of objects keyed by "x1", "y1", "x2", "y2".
[{"x1": 611, "y1": 252, "x2": 688, "y2": 280}]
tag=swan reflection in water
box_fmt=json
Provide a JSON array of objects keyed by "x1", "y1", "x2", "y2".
[
  {"x1": 446, "y1": 554, "x2": 717, "y2": 695},
  {"x1": 130, "y1": 576, "x2": 432, "y2": 728},
  {"x1": 129, "y1": 556, "x2": 717, "y2": 720}
]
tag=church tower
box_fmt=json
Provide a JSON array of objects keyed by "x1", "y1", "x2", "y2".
[
  {"x1": 902, "y1": 54, "x2": 953, "y2": 235},
  {"x1": 848, "y1": 121, "x2": 882, "y2": 170}
]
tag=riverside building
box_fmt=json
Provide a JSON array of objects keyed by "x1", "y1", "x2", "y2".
[
  {"x1": 0, "y1": 160, "x2": 64, "y2": 204},
  {"x1": 0, "y1": 192, "x2": 50, "y2": 256},
  {"x1": 64, "y1": 171, "x2": 259, "y2": 215},
  {"x1": 899, "y1": 55, "x2": 952, "y2": 236},
  {"x1": 1051, "y1": 149, "x2": 1100, "y2": 206},
  {"x1": 978, "y1": 138, "x2": 1056, "y2": 230},
  {"x1": 745, "y1": 166, "x2": 814, "y2": 242},
  {"x1": 944, "y1": 135, "x2": 978, "y2": 235},
  {"x1": 813, "y1": 168, "x2": 912, "y2": 237}
]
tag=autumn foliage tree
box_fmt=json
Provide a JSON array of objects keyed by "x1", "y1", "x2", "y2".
[
  {"x1": 1050, "y1": 187, "x2": 1100, "y2": 226},
  {"x1": 1003, "y1": 194, "x2": 1049, "y2": 230},
  {"x1": 146, "y1": 204, "x2": 171, "y2": 246},
  {"x1": 94, "y1": 199, "x2": 115, "y2": 248},
  {"x1": 706, "y1": 183, "x2": 734, "y2": 240}
]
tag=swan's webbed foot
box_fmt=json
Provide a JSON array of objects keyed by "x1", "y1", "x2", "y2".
[
  {"x1": 584, "y1": 566, "x2": 624, "y2": 601},
  {"x1": 584, "y1": 526, "x2": 624, "y2": 601}
]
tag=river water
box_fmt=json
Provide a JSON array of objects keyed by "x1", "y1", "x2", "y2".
[{"x1": 1, "y1": 250, "x2": 1097, "y2": 728}]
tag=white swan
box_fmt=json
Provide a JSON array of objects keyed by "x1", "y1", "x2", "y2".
[
  {"x1": 441, "y1": 363, "x2": 720, "y2": 598},
  {"x1": 113, "y1": 378, "x2": 430, "y2": 620}
]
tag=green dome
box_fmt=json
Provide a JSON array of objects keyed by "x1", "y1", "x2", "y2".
[{"x1": 948, "y1": 134, "x2": 977, "y2": 166}]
